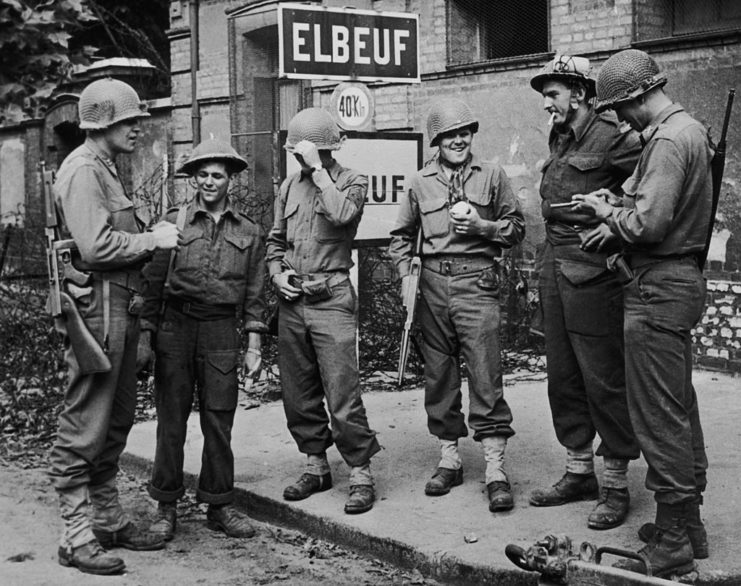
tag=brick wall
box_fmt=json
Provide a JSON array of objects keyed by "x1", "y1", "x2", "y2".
[
  {"x1": 550, "y1": 0, "x2": 633, "y2": 53},
  {"x1": 695, "y1": 278, "x2": 741, "y2": 372},
  {"x1": 165, "y1": 0, "x2": 741, "y2": 373}
]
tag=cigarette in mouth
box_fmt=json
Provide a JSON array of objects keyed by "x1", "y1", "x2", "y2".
[
  {"x1": 548, "y1": 112, "x2": 556, "y2": 127},
  {"x1": 550, "y1": 201, "x2": 578, "y2": 208}
]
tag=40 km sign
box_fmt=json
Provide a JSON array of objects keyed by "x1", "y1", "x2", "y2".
[
  {"x1": 278, "y1": 3, "x2": 420, "y2": 83},
  {"x1": 330, "y1": 83, "x2": 374, "y2": 130}
]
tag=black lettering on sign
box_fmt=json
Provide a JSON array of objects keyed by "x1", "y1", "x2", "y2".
[
  {"x1": 365, "y1": 175, "x2": 405, "y2": 204},
  {"x1": 280, "y1": 6, "x2": 419, "y2": 82}
]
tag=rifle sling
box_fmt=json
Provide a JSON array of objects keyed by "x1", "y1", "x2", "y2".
[
  {"x1": 102, "y1": 277, "x2": 110, "y2": 353},
  {"x1": 162, "y1": 205, "x2": 189, "y2": 303}
]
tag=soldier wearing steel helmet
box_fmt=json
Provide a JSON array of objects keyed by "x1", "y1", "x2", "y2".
[
  {"x1": 266, "y1": 107, "x2": 380, "y2": 515},
  {"x1": 574, "y1": 48, "x2": 712, "y2": 578},
  {"x1": 49, "y1": 77, "x2": 181, "y2": 575},
  {"x1": 139, "y1": 138, "x2": 267, "y2": 541},
  {"x1": 389, "y1": 98, "x2": 525, "y2": 513},
  {"x1": 527, "y1": 54, "x2": 642, "y2": 531}
]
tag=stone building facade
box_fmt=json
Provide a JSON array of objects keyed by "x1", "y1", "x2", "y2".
[
  {"x1": 164, "y1": 0, "x2": 741, "y2": 369},
  {"x1": 1, "y1": 1, "x2": 740, "y2": 370}
]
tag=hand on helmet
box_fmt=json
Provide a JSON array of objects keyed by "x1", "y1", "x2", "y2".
[{"x1": 292, "y1": 140, "x2": 321, "y2": 168}]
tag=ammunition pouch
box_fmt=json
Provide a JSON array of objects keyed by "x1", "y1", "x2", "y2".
[{"x1": 293, "y1": 272, "x2": 349, "y2": 304}]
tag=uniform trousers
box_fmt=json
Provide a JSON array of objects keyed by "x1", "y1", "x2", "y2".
[
  {"x1": 417, "y1": 266, "x2": 514, "y2": 442},
  {"x1": 49, "y1": 280, "x2": 140, "y2": 548},
  {"x1": 148, "y1": 307, "x2": 240, "y2": 505},
  {"x1": 623, "y1": 256, "x2": 708, "y2": 504},
  {"x1": 278, "y1": 281, "x2": 380, "y2": 467},
  {"x1": 539, "y1": 242, "x2": 639, "y2": 460}
]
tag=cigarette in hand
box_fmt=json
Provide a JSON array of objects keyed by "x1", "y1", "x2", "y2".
[{"x1": 550, "y1": 201, "x2": 577, "y2": 209}]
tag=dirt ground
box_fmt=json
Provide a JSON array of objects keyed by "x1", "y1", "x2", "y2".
[{"x1": 0, "y1": 463, "x2": 441, "y2": 586}]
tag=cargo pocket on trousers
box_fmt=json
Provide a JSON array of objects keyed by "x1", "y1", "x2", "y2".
[
  {"x1": 559, "y1": 260, "x2": 613, "y2": 336},
  {"x1": 203, "y1": 350, "x2": 239, "y2": 411}
]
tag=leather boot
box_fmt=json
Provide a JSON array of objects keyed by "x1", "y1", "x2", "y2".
[
  {"x1": 148, "y1": 502, "x2": 177, "y2": 542},
  {"x1": 638, "y1": 494, "x2": 708, "y2": 559},
  {"x1": 487, "y1": 481, "x2": 514, "y2": 512},
  {"x1": 206, "y1": 504, "x2": 256, "y2": 538},
  {"x1": 587, "y1": 487, "x2": 629, "y2": 530},
  {"x1": 344, "y1": 485, "x2": 375, "y2": 514},
  {"x1": 616, "y1": 502, "x2": 696, "y2": 579},
  {"x1": 529, "y1": 472, "x2": 599, "y2": 507},
  {"x1": 58, "y1": 540, "x2": 125, "y2": 575},
  {"x1": 283, "y1": 472, "x2": 332, "y2": 501},
  {"x1": 425, "y1": 467, "x2": 463, "y2": 496}
]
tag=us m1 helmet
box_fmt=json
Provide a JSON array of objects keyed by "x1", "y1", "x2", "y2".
[
  {"x1": 78, "y1": 78, "x2": 150, "y2": 130},
  {"x1": 284, "y1": 108, "x2": 343, "y2": 152},
  {"x1": 426, "y1": 99, "x2": 479, "y2": 147},
  {"x1": 595, "y1": 49, "x2": 667, "y2": 113}
]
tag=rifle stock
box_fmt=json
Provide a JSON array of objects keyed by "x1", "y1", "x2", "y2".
[
  {"x1": 397, "y1": 229, "x2": 423, "y2": 387},
  {"x1": 700, "y1": 88, "x2": 735, "y2": 270},
  {"x1": 41, "y1": 161, "x2": 112, "y2": 375}
]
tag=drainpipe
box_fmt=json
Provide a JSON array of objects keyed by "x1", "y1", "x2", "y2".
[{"x1": 190, "y1": 0, "x2": 201, "y2": 145}]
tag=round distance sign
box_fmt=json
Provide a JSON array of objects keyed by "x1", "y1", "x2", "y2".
[{"x1": 330, "y1": 82, "x2": 374, "y2": 131}]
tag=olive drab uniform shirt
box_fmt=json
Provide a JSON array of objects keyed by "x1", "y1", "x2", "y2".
[
  {"x1": 389, "y1": 154, "x2": 525, "y2": 276},
  {"x1": 539, "y1": 108, "x2": 642, "y2": 246},
  {"x1": 607, "y1": 103, "x2": 714, "y2": 257},
  {"x1": 54, "y1": 141, "x2": 159, "y2": 271},
  {"x1": 140, "y1": 197, "x2": 267, "y2": 333},
  {"x1": 266, "y1": 161, "x2": 367, "y2": 276}
]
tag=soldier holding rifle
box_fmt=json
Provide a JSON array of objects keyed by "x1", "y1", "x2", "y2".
[
  {"x1": 574, "y1": 49, "x2": 714, "y2": 578},
  {"x1": 389, "y1": 98, "x2": 525, "y2": 513},
  {"x1": 47, "y1": 78, "x2": 180, "y2": 575}
]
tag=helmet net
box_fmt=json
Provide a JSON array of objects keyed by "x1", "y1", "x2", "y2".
[
  {"x1": 78, "y1": 78, "x2": 149, "y2": 130},
  {"x1": 596, "y1": 49, "x2": 665, "y2": 111},
  {"x1": 285, "y1": 108, "x2": 342, "y2": 151},
  {"x1": 426, "y1": 99, "x2": 479, "y2": 147}
]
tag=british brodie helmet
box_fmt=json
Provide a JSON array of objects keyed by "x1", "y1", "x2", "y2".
[
  {"x1": 178, "y1": 138, "x2": 248, "y2": 176},
  {"x1": 595, "y1": 49, "x2": 667, "y2": 113},
  {"x1": 426, "y1": 99, "x2": 479, "y2": 147},
  {"x1": 530, "y1": 54, "x2": 596, "y2": 97},
  {"x1": 284, "y1": 108, "x2": 343, "y2": 152},
  {"x1": 78, "y1": 78, "x2": 150, "y2": 130}
]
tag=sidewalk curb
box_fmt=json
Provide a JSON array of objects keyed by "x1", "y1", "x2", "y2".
[{"x1": 121, "y1": 452, "x2": 535, "y2": 586}]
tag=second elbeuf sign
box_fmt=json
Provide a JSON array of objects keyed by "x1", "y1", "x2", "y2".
[{"x1": 278, "y1": 3, "x2": 419, "y2": 83}]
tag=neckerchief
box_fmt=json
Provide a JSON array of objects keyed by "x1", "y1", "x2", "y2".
[{"x1": 447, "y1": 162, "x2": 468, "y2": 205}]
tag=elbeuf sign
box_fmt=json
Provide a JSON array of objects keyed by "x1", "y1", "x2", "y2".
[{"x1": 278, "y1": 3, "x2": 420, "y2": 83}]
